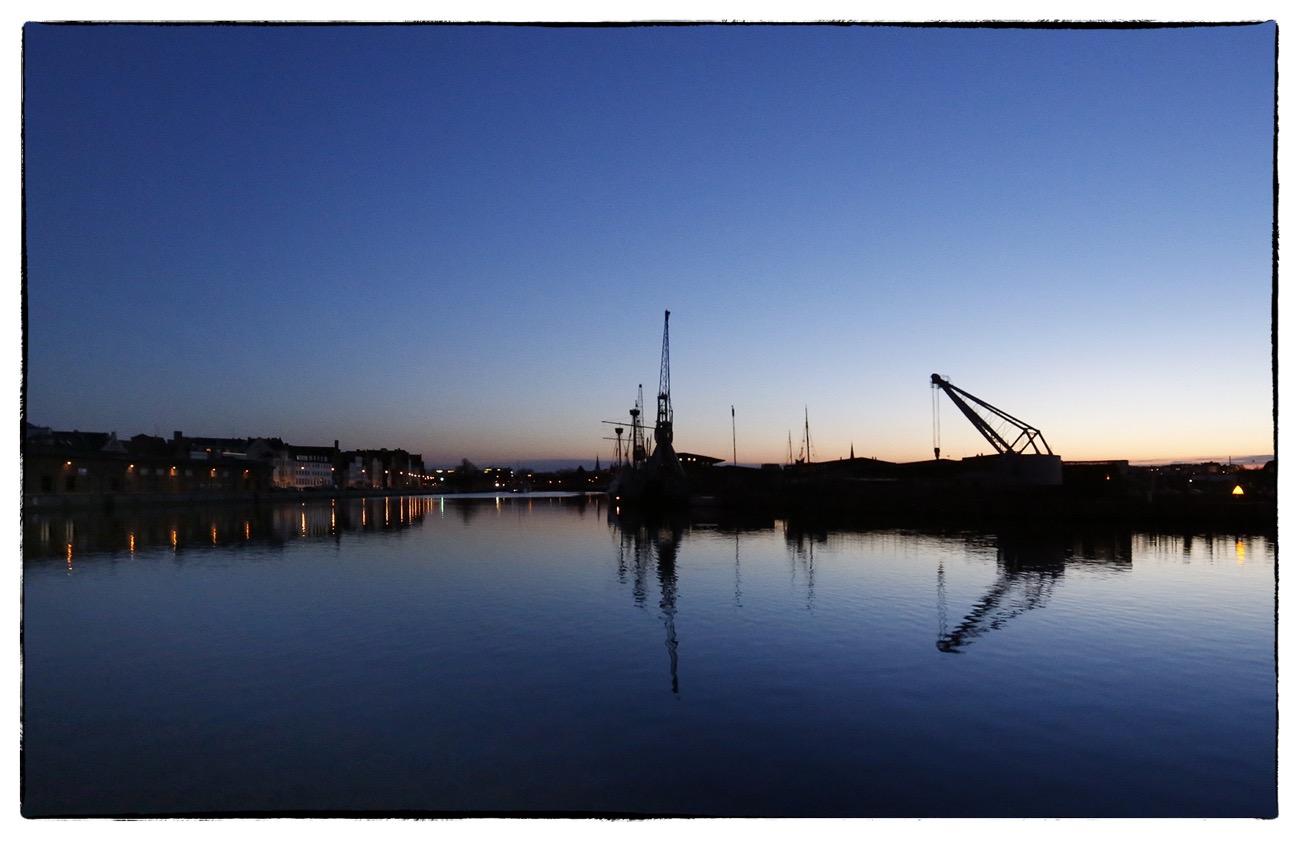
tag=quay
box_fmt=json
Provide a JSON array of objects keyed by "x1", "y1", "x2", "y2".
[{"x1": 667, "y1": 455, "x2": 1278, "y2": 535}]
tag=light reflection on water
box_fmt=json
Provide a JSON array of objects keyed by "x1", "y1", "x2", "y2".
[{"x1": 21, "y1": 494, "x2": 1276, "y2": 818}]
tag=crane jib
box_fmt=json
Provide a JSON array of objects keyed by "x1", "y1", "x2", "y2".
[{"x1": 930, "y1": 373, "x2": 1052, "y2": 456}]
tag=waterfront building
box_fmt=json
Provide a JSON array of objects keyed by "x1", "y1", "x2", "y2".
[
  {"x1": 22, "y1": 425, "x2": 271, "y2": 499},
  {"x1": 22, "y1": 424, "x2": 436, "y2": 502},
  {"x1": 339, "y1": 448, "x2": 426, "y2": 490},
  {"x1": 246, "y1": 439, "x2": 338, "y2": 490}
]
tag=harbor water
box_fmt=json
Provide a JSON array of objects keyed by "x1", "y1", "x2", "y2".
[{"x1": 21, "y1": 494, "x2": 1277, "y2": 818}]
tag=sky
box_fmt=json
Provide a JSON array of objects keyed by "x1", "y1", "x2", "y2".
[{"x1": 19, "y1": 18, "x2": 1278, "y2": 469}]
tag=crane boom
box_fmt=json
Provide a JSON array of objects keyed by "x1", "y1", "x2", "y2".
[{"x1": 930, "y1": 374, "x2": 1052, "y2": 455}]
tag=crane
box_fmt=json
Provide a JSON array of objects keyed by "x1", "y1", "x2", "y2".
[
  {"x1": 604, "y1": 312, "x2": 687, "y2": 506},
  {"x1": 647, "y1": 310, "x2": 686, "y2": 486},
  {"x1": 654, "y1": 310, "x2": 673, "y2": 448},
  {"x1": 930, "y1": 373, "x2": 1052, "y2": 457}
]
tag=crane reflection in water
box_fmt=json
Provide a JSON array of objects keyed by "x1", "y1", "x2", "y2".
[
  {"x1": 936, "y1": 532, "x2": 1133, "y2": 653},
  {"x1": 610, "y1": 509, "x2": 685, "y2": 694}
]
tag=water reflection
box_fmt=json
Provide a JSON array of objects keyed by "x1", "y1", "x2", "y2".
[
  {"x1": 22, "y1": 495, "x2": 448, "y2": 560},
  {"x1": 936, "y1": 532, "x2": 1134, "y2": 653},
  {"x1": 609, "y1": 510, "x2": 685, "y2": 694},
  {"x1": 783, "y1": 523, "x2": 823, "y2": 611},
  {"x1": 600, "y1": 513, "x2": 1260, "y2": 682},
  {"x1": 21, "y1": 495, "x2": 1275, "y2": 818},
  {"x1": 29, "y1": 498, "x2": 1271, "y2": 678},
  {"x1": 1129, "y1": 531, "x2": 1275, "y2": 564}
]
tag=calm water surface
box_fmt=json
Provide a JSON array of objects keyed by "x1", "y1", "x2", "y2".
[{"x1": 22, "y1": 494, "x2": 1277, "y2": 817}]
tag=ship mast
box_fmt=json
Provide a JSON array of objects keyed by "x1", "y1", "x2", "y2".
[
  {"x1": 632, "y1": 385, "x2": 648, "y2": 464},
  {"x1": 803, "y1": 407, "x2": 813, "y2": 464}
]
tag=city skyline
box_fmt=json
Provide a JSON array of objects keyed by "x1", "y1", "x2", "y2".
[{"x1": 21, "y1": 21, "x2": 1277, "y2": 468}]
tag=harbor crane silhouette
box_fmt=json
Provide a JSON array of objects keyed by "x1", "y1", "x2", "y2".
[
  {"x1": 655, "y1": 310, "x2": 673, "y2": 448},
  {"x1": 604, "y1": 311, "x2": 687, "y2": 506},
  {"x1": 930, "y1": 373, "x2": 1053, "y2": 459}
]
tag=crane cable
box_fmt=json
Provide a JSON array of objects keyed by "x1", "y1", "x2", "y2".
[{"x1": 931, "y1": 383, "x2": 941, "y2": 459}]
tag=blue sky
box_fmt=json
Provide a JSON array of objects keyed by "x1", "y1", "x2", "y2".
[{"x1": 21, "y1": 21, "x2": 1277, "y2": 467}]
